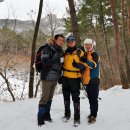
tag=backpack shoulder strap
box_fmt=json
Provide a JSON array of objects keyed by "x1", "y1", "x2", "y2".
[{"x1": 36, "y1": 45, "x2": 45, "y2": 58}]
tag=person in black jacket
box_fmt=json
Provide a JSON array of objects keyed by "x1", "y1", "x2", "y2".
[{"x1": 37, "y1": 34, "x2": 64, "y2": 126}]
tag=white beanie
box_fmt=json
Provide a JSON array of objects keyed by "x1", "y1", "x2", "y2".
[
  {"x1": 84, "y1": 38, "x2": 96, "y2": 51},
  {"x1": 84, "y1": 38, "x2": 93, "y2": 45}
]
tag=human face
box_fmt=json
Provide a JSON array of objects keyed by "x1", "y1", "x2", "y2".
[
  {"x1": 67, "y1": 41, "x2": 76, "y2": 48},
  {"x1": 55, "y1": 36, "x2": 64, "y2": 47},
  {"x1": 85, "y1": 43, "x2": 93, "y2": 51}
]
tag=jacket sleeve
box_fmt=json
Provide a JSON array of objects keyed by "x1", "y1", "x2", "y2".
[{"x1": 86, "y1": 52, "x2": 99, "y2": 69}]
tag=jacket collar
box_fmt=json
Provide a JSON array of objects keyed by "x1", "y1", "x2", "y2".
[{"x1": 65, "y1": 46, "x2": 77, "y2": 54}]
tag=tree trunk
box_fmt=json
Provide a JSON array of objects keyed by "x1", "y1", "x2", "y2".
[
  {"x1": 109, "y1": 0, "x2": 129, "y2": 89},
  {"x1": 123, "y1": 0, "x2": 130, "y2": 84},
  {"x1": 126, "y1": 0, "x2": 130, "y2": 37},
  {"x1": 119, "y1": 63, "x2": 130, "y2": 89},
  {"x1": 100, "y1": 62, "x2": 109, "y2": 90},
  {"x1": 125, "y1": 56, "x2": 130, "y2": 83},
  {"x1": 48, "y1": 13, "x2": 54, "y2": 37},
  {"x1": 99, "y1": 0, "x2": 116, "y2": 87},
  {"x1": 28, "y1": 0, "x2": 43, "y2": 98},
  {"x1": 67, "y1": 0, "x2": 81, "y2": 47},
  {"x1": 34, "y1": 80, "x2": 41, "y2": 98}
]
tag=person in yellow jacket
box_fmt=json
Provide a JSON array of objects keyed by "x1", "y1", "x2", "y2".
[
  {"x1": 80, "y1": 38, "x2": 100, "y2": 124},
  {"x1": 62, "y1": 35, "x2": 85, "y2": 126}
]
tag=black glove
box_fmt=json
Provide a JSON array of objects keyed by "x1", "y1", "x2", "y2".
[
  {"x1": 78, "y1": 63, "x2": 86, "y2": 72},
  {"x1": 72, "y1": 60, "x2": 78, "y2": 68},
  {"x1": 72, "y1": 60, "x2": 85, "y2": 72},
  {"x1": 80, "y1": 56, "x2": 86, "y2": 63}
]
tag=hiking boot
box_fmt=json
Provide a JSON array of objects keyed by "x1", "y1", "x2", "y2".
[
  {"x1": 88, "y1": 115, "x2": 96, "y2": 124},
  {"x1": 44, "y1": 112, "x2": 52, "y2": 122},
  {"x1": 87, "y1": 114, "x2": 92, "y2": 119},
  {"x1": 62, "y1": 116, "x2": 70, "y2": 122},
  {"x1": 74, "y1": 119, "x2": 80, "y2": 127}
]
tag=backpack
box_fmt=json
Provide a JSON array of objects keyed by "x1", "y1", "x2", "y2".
[{"x1": 35, "y1": 44, "x2": 49, "y2": 72}]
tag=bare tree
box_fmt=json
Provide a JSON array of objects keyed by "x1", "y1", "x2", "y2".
[
  {"x1": 28, "y1": 0, "x2": 44, "y2": 98},
  {"x1": 0, "y1": 63, "x2": 15, "y2": 102},
  {"x1": 27, "y1": 10, "x2": 36, "y2": 28},
  {"x1": 10, "y1": 4, "x2": 17, "y2": 31},
  {"x1": 44, "y1": 3, "x2": 65, "y2": 37},
  {"x1": 44, "y1": 5, "x2": 56, "y2": 37}
]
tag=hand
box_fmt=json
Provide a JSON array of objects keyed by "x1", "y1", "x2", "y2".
[
  {"x1": 72, "y1": 60, "x2": 85, "y2": 71},
  {"x1": 79, "y1": 63, "x2": 86, "y2": 71},
  {"x1": 80, "y1": 57, "x2": 86, "y2": 63},
  {"x1": 72, "y1": 60, "x2": 78, "y2": 67}
]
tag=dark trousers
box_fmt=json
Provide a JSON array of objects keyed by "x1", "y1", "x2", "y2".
[
  {"x1": 62, "y1": 76, "x2": 81, "y2": 120},
  {"x1": 39, "y1": 80, "x2": 57, "y2": 105},
  {"x1": 86, "y1": 78, "x2": 100, "y2": 117}
]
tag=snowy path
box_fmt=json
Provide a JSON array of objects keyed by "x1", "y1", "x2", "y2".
[{"x1": 0, "y1": 86, "x2": 130, "y2": 130}]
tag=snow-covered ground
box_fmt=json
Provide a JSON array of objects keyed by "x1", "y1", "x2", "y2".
[{"x1": 0, "y1": 86, "x2": 130, "y2": 130}]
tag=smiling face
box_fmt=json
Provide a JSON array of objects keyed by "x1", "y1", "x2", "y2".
[
  {"x1": 55, "y1": 36, "x2": 64, "y2": 47},
  {"x1": 67, "y1": 41, "x2": 76, "y2": 48},
  {"x1": 84, "y1": 43, "x2": 93, "y2": 51}
]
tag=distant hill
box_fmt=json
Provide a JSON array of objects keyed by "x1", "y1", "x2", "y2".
[{"x1": 0, "y1": 14, "x2": 65, "y2": 35}]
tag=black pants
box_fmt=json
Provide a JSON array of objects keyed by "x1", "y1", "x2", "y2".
[
  {"x1": 62, "y1": 77, "x2": 81, "y2": 103},
  {"x1": 62, "y1": 76, "x2": 81, "y2": 120},
  {"x1": 86, "y1": 78, "x2": 100, "y2": 117}
]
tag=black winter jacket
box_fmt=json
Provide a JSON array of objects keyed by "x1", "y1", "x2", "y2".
[{"x1": 40, "y1": 43, "x2": 63, "y2": 80}]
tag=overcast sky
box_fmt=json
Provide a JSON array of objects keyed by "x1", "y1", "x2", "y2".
[{"x1": 0, "y1": 0, "x2": 68, "y2": 20}]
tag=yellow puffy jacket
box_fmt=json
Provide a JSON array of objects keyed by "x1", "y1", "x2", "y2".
[{"x1": 63, "y1": 49, "x2": 84, "y2": 78}]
